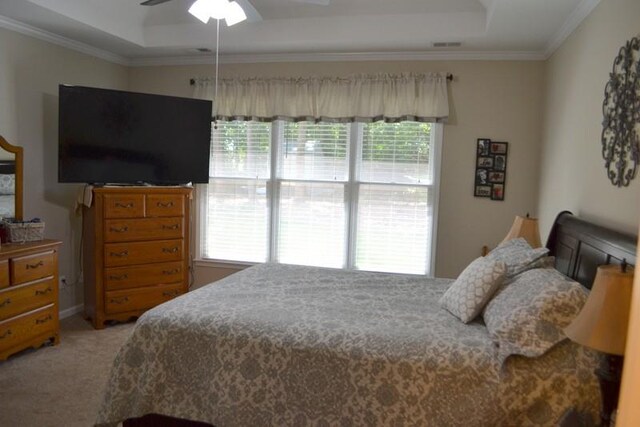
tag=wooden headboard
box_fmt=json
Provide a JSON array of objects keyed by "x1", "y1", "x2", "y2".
[{"x1": 546, "y1": 211, "x2": 637, "y2": 289}]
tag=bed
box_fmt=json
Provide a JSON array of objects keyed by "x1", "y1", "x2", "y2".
[{"x1": 96, "y1": 212, "x2": 637, "y2": 427}]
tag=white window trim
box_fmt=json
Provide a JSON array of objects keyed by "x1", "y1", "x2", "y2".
[{"x1": 195, "y1": 122, "x2": 443, "y2": 276}]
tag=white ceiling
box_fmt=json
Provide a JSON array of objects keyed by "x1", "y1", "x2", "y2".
[{"x1": 0, "y1": 0, "x2": 600, "y2": 65}]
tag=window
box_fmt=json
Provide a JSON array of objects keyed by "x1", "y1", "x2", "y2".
[{"x1": 200, "y1": 120, "x2": 441, "y2": 275}]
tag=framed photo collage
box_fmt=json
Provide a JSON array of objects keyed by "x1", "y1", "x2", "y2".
[{"x1": 474, "y1": 138, "x2": 508, "y2": 201}]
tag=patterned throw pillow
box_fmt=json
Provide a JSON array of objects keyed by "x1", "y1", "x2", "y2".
[
  {"x1": 0, "y1": 174, "x2": 14, "y2": 196},
  {"x1": 486, "y1": 238, "x2": 550, "y2": 277},
  {"x1": 439, "y1": 257, "x2": 507, "y2": 323},
  {"x1": 483, "y1": 268, "x2": 587, "y2": 363}
]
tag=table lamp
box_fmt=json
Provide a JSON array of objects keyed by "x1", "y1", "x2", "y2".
[
  {"x1": 564, "y1": 261, "x2": 634, "y2": 427},
  {"x1": 501, "y1": 213, "x2": 542, "y2": 248}
]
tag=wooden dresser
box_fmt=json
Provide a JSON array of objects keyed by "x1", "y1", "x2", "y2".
[
  {"x1": 83, "y1": 186, "x2": 192, "y2": 329},
  {"x1": 0, "y1": 240, "x2": 62, "y2": 361}
]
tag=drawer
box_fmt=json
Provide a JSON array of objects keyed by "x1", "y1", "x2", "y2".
[
  {"x1": 11, "y1": 251, "x2": 55, "y2": 285},
  {"x1": 0, "y1": 278, "x2": 56, "y2": 321},
  {"x1": 103, "y1": 194, "x2": 145, "y2": 218},
  {"x1": 104, "y1": 217, "x2": 184, "y2": 243},
  {"x1": 146, "y1": 194, "x2": 184, "y2": 218},
  {"x1": 0, "y1": 260, "x2": 8, "y2": 290},
  {"x1": 104, "y1": 283, "x2": 184, "y2": 315},
  {"x1": 104, "y1": 239, "x2": 183, "y2": 267},
  {"x1": 0, "y1": 305, "x2": 56, "y2": 354},
  {"x1": 104, "y1": 261, "x2": 184, "y2": 291}
]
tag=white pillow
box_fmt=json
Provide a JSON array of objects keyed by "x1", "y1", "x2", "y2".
[
  {"x1": 486, "y1": 238, "x2": 549, "y2": 277},
  {"x1": 483, "y1": 268, "x2": 588, "y2": 363},
  {"x1": 439, "y1": 256, "x2": 507, "y2": 323}
]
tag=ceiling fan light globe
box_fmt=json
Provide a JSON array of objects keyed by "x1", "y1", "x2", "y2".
[
  {"x1": 188, "y1": 0, "x2": 212, "y2": 23},
  {"x1": 225, "y1": 1, "x2": 247, "y2": 26}
]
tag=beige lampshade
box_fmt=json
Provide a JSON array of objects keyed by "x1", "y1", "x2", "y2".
[
  {"x1": 501, "y1": 215, "x2": 542, "y2": 248},
  {"x1": 564, "y1": 264, "x2": 634, "y2": 355}
]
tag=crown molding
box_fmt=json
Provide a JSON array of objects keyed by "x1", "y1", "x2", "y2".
[
  {"x1": 130, "y1": 50, "x2": 546, "y2": 67},
  {"x1": 544, "y1": 0, "x2": 601, "y2": 58},
  {"x1": 2, "y1": 0, "x2": 598, "y2": 69},
  {"x1": 0, "y1": 14, "x2": 130, "y2": 66}
]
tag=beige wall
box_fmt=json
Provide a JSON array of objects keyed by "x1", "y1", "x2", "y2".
[
  {"x1": 538, "y1": 0, "x2": 640, "y2": 237},
  {"x1": 541, "y1": 0, "x2": 640, "y2": 421},
  {"x1": 130, "y1": 60, "x2": 545, "y2": 281},
  {"x1": 0, "y1": 28, "x2": 129, "y2": 312}
]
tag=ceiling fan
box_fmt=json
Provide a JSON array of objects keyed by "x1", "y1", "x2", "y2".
[{"x1": 140, "y1": 0, "x2": 331, "y2": 24}]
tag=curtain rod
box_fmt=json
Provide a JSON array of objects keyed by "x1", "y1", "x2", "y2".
[{"x1": 189, "y1": 73, "x2": 454, "y2": 86}]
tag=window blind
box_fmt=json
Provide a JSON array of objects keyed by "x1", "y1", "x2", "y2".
[
  {"x1": 203, "y1": 122, "x2": 271, "y2": 262},
  {"x1": 277, "y1": 182, "x2": 346, "y2": 268},
  {"x1": 200, "y1": 120, "x2": 438, "y2": 275},
  {"x1": 355, "y1": 184, "x2": 432, "y2": 274},
  {"x1": 355, "y1": 122, "x2": 434, "y2": 274},
  {"x1": 360, "y1": 122, "x2": 433, "y2": 185},
  {"x1": 279, "y1": 122, "x2": 350, "y2": 182}
]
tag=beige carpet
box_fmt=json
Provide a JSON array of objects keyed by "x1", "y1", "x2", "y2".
[{"x1": 0, "y1": 315, "x2": 134, "y2": 427}]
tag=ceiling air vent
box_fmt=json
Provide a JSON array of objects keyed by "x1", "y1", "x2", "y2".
[
  {"x1": 195, "y1": 48, "x2": 212, "y2": 53},
  {"x1": 432, "y1": 42, "x2": 462, "y2": 48}
]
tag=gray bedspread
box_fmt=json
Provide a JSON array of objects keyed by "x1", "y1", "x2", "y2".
[{"x1": 96, "y1": 263, "x2": 599, "y2": 427}]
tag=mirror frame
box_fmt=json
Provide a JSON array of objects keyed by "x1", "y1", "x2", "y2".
[{"x1": 0, "y1": 135, "x2": 23, "y2": 221}]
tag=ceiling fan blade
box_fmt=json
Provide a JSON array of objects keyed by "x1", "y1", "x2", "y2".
[
  {"x1": 140, "y1": 0, "x2": 173, "y2": 6},
  {"x1": 236, "y1": 0, "x2": 263, "y2": 22}
]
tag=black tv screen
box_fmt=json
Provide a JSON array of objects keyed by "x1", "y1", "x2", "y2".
[{"x1": 58, "y1": 85, "x2": 212, "y2": 184}]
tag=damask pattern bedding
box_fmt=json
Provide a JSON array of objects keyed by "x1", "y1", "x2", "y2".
[{"x1": 96, "y1": 263, "x2": 599, "y2": 427}]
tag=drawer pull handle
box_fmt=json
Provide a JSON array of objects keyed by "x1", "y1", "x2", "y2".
[
  {"x1": 162, "y1": 247, "x2": 179, "y2": 254},
  {"x1": 157, "y1": 201, "x2": 174, "y2": 208},
  {"x1": 162, "y1": 290, "x2": 180, "y2": 297},
  {"x1": 110, "y1": 226, "x2": 129, "y2": 233},
  {"x1": 0, "y1": 330, "x2": 11, "y2": 339},
  {"x1": 110, "y1": 251, "x2": 129, "y2": 258},
  {"x1": 0, "y1": 298, "x2": 11, "y2": 307},
  {"x1": 162, "y1": 224, "x2": 180, "y2": 230},
  {"x1": 27, "y1": 261, "x2": 44, "y2": 269},
  {"x1": 109, "y1": 274, "x2": 128, "y2": 281},
  {"x1": 115, "y1": 202, "x2": 134, "y2": 208},
  {"x1": 110, "y1": 296, "x2": 130, "y2": 305},
  {"x1": 35, "y1": 287, "x2": 52, "y2": 296},
  {"x1": 162, "y1": 268, "x2": 180, "y2": 275},
  {"x1": 36, "y1": 315, "x2": 52, "y2": 325}
]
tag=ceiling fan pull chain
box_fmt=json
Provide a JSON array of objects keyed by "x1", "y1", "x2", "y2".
[{"x1": 213, "y1": 18, "x2": 220, "y2": 130}]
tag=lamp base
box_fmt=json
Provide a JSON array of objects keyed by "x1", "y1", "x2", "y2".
[{"x1": 595, "y1": 353, "x2": 624, "y2": 427}]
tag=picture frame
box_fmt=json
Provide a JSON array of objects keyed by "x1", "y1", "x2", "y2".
[
  {"x1": 473, "y1": 138, "x2": 508, "y2": 200},
  {"x1": 491, "y1": 184, "x2": 505, "y2": 201},
  {"x1": 477, "y1": 157, "x2": 493, "y2": 168},
  {"x1": 474, "y1": 185, "x2": 492, "y2": 197},
  {"x1": 477, "y1": 138, "x2": 491, "y2": 156},
  {"x1": 488, "y1": 171, "x2": 504, "y2": 183},
  {"x1": 490, "y1": 142, "x2": 508, "y2": 155}
]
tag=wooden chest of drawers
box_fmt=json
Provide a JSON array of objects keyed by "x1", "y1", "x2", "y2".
[
  {"x1": 0, "y1": 240, "x2": 61, "y2": 361},
  {"x1": 83, "y1": 187, "x2": 192, "y2": 329}
]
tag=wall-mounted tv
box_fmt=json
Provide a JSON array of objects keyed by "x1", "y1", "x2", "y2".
[{"x1": 58, "y1": 85, "x2": 212, "y2": 185}]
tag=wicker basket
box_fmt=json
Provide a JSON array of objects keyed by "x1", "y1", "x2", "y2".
[{"x1": 2, "y1": 220, "x2": 45, "y2": 243}]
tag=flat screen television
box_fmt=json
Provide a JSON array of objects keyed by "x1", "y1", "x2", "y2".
[{"x1": 58, "y1": 85, "x2": 212, "y2": 185}]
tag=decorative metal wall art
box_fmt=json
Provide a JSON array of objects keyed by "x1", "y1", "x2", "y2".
[{"x1": 601, "y1": 36, "x2": 640, "y2": 187}]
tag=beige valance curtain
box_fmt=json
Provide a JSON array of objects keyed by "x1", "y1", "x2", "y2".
[{"x1": 192, "y1": 73, "x2": 449, "y2": 123}]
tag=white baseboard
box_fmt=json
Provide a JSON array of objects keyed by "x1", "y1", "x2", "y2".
[{"x1": 59, "y1": 304, "x2": 84, "y2": 320}]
